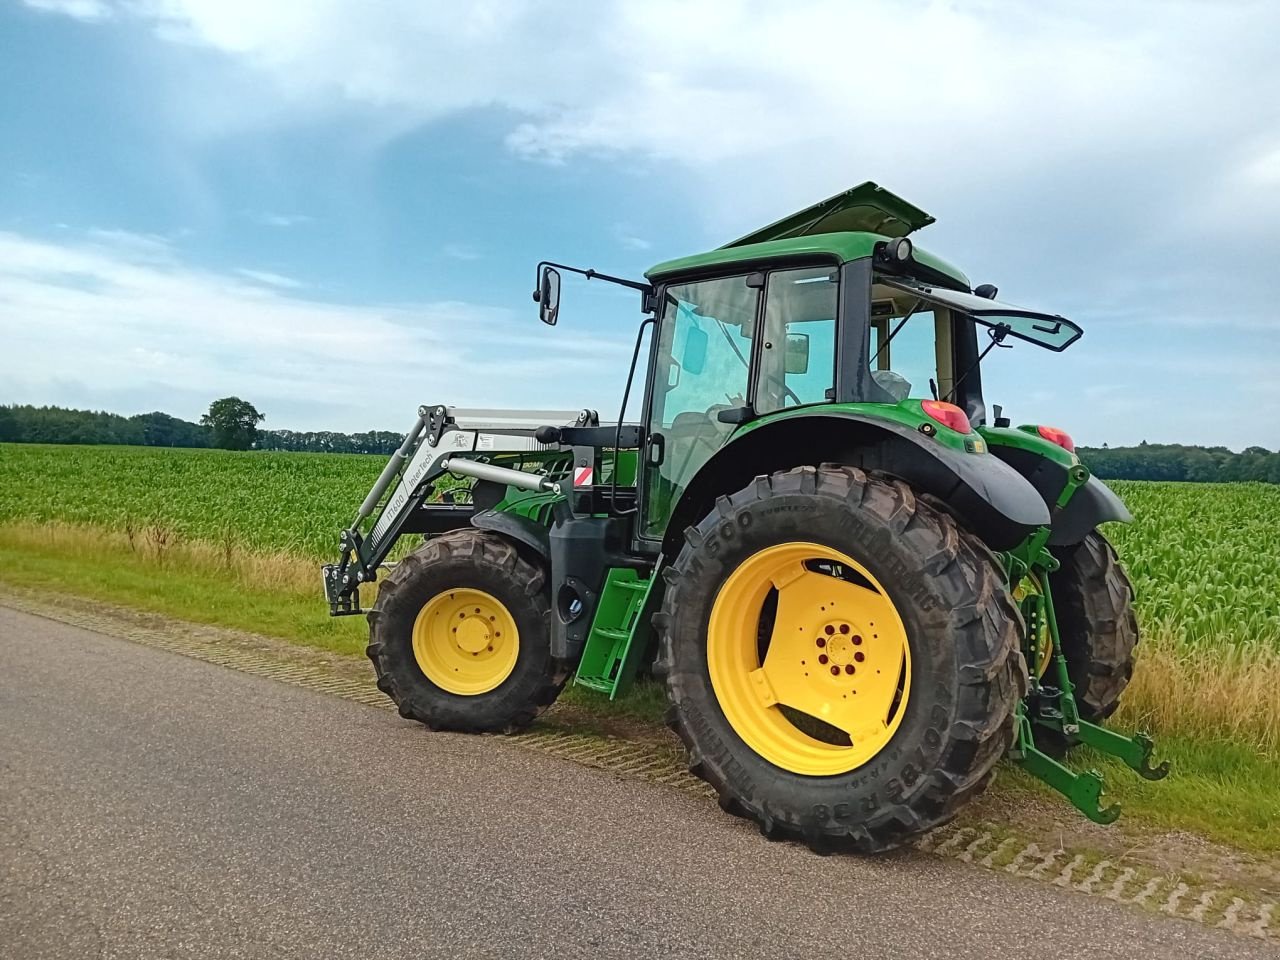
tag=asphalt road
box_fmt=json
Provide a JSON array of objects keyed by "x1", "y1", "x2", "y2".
[{"x1": 0, "y1": 606, "x2": 1269, "y2": 960}]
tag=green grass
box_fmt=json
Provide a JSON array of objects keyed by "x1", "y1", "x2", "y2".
[
  {"x1": 997, "y1": 737, "x2": 1280, "y2": 855},
  {"x1": 0, "y1": 521, "x2": 369, "y2": 655}
]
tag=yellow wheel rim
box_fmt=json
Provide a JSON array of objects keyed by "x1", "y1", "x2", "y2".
[
  {"x1": 1013, "y1": 575, "x2": 1054, "y2": 678},
  {"x1": 412, "y1": 588, "x2": 519, "y2": 695},
  {"x1": 707, "y1": 542, "x2": 912, "y2": 777}
]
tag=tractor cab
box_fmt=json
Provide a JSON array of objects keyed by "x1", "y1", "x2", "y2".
[{"x1": 327, "y1": 181, "x2": 1161, "y2": 851}]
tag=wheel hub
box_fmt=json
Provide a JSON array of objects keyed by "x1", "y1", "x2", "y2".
[{"x1": 455, "y1": 616, "x2": 493, "y2": 654}]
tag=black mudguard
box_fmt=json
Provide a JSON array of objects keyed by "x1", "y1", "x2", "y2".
[
  {"x1": 1049, "y1": 475, "x2": 1132, "y2": 546},
  {"x1": 986, "y1": 442, "x2": 1133, "y2": 546},
  {"x1": 470, "y1": 509, "x2": 550, "y2": 560},
  {"x1": 663, "y1": 412, "x2": 1051, "y2": 555}
]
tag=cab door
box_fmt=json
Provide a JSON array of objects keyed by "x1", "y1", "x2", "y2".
[
  {"x1": 641, "y1": 274, "x2": 759, "y2": 540},
  {"x1": 639, "y1": 264, "x2": 840, "y2": 541}
]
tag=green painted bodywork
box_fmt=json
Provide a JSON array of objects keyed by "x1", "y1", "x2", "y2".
[
  {"x1": 978, "y1": 424, "x2": 1078, "y2": 468},
  {"x1": 644, "y1": 231, "x2": 970, "y2": 289},
  {"x1": 735, "y1": 398, "x2": 981, "y2": 455},
  {"x1": 492, "y1": 485, "x2": 565, "y2": 525}
]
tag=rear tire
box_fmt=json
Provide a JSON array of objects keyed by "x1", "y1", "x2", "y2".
[
  {"x1": 657, "y1": 466, "x2": 1026, "y2": 854},
  {"x1": 1049, "y1": 531, "x2": 1138, "y2": 723},
  {"x1": 367, "y1": 529, "x2": 569, "y2": 733}
]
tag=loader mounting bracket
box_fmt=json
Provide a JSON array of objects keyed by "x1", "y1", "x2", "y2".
[{"x1": 324, "y1": 527, "x2": 371, "y2": 616}]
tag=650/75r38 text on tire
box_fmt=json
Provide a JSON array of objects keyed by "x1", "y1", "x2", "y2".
[{"x1": 656, "y1": 465, "x2": 1026, "y2": 854}]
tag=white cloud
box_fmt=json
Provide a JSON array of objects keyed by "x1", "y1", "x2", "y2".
[
  {"x1": 0, "y1": 230, "x2": 633, "y2": 429},
  {"x1": 235, "y1": 268, "x2": 304, "y2": 289},
  {"x1": 42, "y1": 3, "x2": 1280, "y2": 245},
  {"x1": 22, "y1": 0, "x2": 112, "y2": 21},
  {"x1": 18, "y1": 0, "x2": 1280, "y2": 445},
  {"x1": 245, "y1": 211, "x2": 314, "y2": 228}
]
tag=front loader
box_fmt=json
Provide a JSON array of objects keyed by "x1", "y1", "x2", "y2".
[{"x1": 324, "y1": 182, "x2": 1167, "y2": 853}]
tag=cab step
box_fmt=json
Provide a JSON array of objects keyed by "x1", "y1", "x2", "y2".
[{"x1": 574, "y1": 567, "x2": 659, "y2": 699}]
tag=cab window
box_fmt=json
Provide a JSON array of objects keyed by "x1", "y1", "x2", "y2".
[
  {"x1": 755, "y1": 266, "x2": 838, "y2": 414},
  {"x1": 868, "y1": 280, "x2": 954, "y2": 403}
]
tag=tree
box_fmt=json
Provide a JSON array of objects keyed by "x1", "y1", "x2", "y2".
[{"x1": 200, "y1": 397, "x2": 265, "y2": 450}]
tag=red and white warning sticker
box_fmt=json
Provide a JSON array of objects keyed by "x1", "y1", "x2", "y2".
[{"x1": 574, "y1": 465, "x2": 594, "y2": 487}]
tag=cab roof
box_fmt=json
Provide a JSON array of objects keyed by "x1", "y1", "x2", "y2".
[{"x1": 644, "y1": 181, "x2": 970, "y2": 288}]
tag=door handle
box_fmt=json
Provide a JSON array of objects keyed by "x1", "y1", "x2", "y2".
[{"x1": 647, "y1": 432, "x2": 665, "y2": 466}]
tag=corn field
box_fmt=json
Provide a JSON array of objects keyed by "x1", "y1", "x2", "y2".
[
  {"x1": 1, "y1": 443, "x2": 1278, "y2": 655},
  {"x1": 1105, "y1": 480, "x2": 1280, "y2": 653}
]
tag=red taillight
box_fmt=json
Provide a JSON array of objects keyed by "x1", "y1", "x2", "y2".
[
  {"x1": 921, "y1": 400, "x2": 972, "y2": 435},
  {"x1": 1036, "y1": 424, "x2": 1075, "y2": 452}
]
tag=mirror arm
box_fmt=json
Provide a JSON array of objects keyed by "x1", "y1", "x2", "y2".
[{"x1": 534, "y1": 260, "x2": 653, "y2": 297}]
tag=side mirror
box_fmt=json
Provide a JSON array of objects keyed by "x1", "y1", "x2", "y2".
[
  {"x1": 534, "y1": 266, "x2": 561, "y2": 326},
  {"x1": 784, "y1": 333, "x2": 810, "y2": 374},
  {"x1": 681, "y1": 324, "x2": 708, "y2": 375}
]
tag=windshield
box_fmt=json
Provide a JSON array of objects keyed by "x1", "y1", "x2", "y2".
[{"x1": 880, "y1": 279, "x2": 1082, "y2": 352}]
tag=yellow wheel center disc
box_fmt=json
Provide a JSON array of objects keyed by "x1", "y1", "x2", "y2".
[
  {"x1": 455, "y1": 617, "x2": 492, "y2": 654},
  {"x1": 707, "y1": 542, "x2": 912, "y2": 777},
  {"x1": 412, "y1": 588, "x2": 519, "y2": 696}
]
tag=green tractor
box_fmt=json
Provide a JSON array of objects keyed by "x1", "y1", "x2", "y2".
[{"x1": 324, "y1": 182, "x2": 1167, "y2": 852}]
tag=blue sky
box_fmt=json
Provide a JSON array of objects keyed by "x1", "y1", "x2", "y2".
[{"x1": 2, "y1": 0, "x2": 1279, "y2": 449}]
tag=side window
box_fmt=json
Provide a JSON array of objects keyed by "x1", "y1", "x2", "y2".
[
  {"x1": 868, "y1": 284, "x2": 952, "y2": 402},
  {"x1": 755, "y1": 266, "x2": 838, "y2": 414}
]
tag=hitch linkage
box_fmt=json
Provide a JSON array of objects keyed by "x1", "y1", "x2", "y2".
[{"x1": 1006, "y1": 542, "x2": 1168, "y2": 822}]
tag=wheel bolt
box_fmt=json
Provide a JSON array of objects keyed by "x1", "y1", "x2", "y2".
[
  {"x1": 852, "y1": 635, "x2": 862, "y2": 645},
  {"x1": 824, "y1": 624, "x2": 835, "y2": 636},
  {"x1": 816, "y1": 637, "x2": 826, "y2": 648},
  {"x1": 845, "y1": 664, "x2": 855, "y2": 675},
  {"x1": 830, "y1": 666, "x2": 840, "y2": 676},
  {"x1": 854, "y1": 651, "x2": 865, "y2": 662},
  {"x1": 839, "y1": 623, "x2": 850, "y2": 634},
  {"x1": 818, "y1": 654, "x2": 829, "y2": 665}
]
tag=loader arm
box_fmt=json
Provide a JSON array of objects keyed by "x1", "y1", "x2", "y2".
[{"x1": 322, "y1": 405, "x2": 595, "y2": 615}]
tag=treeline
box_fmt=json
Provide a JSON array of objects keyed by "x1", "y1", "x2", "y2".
[
  {"x1": 0, "y1": 405, "x2": 404, "y2": 455},
  {"x1": 4, "y1": 404, "x2": 1278, "y2": 481},
  {"x1": 0, "y1": 405, "x2": 210, "y2": 448},
  {"x1": 256, "y1": 429, "x2": 404, "y2": 454},
  {"x1": 1078, "y1": 443, "x2": 1280, "y2": 484}
]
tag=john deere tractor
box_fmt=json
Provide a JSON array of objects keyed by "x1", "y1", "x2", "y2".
[{"x1": 324, "y1": 182, "x2": 1167, "y2": 852}]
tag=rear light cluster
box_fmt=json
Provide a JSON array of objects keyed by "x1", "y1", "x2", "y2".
[
  {"x1": 920, "y1": 400, "x2": 972, "y2": 435},
  {"x1": 1036, "y1": 424, "x2": 1075, "y2": 452}
]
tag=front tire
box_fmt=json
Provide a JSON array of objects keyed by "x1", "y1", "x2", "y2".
[
  {"x1": 367, "y1": 529, "x2": 569, "y2": 733},
  {"x1": 657, "y1": 466, "x2": 1026, "y2": 854}
]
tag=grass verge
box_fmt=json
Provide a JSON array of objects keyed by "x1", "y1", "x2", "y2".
[{"x1": 2, "y1": 519, "x2": 1277, "y2": 856}]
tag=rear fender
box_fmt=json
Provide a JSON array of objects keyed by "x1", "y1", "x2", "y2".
[
  {"x1": 1049, "y1": 476, "x2": 1132, "y2": 545},
  {"x1": 663, "y1": 412, "x2": 1050, "y2": 557},
  {"x1": 983, "y1": 435, "x2": 1133, "y2": 545}
]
